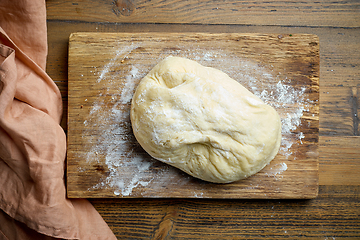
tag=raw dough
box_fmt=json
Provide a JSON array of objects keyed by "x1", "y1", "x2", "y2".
[{"x1": 130, "y1": 56, "x2": 281, "y2": 183}]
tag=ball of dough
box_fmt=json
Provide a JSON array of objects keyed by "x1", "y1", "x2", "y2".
[{"x1": 130, "y1": 56, "x2": 281, "y2": 183}]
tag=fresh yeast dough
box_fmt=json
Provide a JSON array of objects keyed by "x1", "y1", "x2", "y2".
[{"x1": 130, "y1": 56, "x2": 281, "y2": 183}]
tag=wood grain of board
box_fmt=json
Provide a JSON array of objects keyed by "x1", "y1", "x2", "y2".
[{"x1": 67, "y1": 32, "x2": 319, "y2": 199}]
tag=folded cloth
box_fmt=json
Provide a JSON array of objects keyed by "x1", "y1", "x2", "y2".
[{"x1": 0, "y1": 0, "x2": 116, "y2": 239}]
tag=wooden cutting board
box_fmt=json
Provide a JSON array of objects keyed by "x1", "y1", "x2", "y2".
[{"x1": 67, "y1": 32, "x2": 319, "y2": 199}]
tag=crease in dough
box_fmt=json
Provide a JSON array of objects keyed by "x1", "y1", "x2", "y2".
[{"x1": 130, "y1": 56, "x2": 282, "y2": 183}]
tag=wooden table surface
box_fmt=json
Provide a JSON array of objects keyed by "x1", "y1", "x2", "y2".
[{"x1": 46, "y1": 0, "x2": 360, "y2": 238}]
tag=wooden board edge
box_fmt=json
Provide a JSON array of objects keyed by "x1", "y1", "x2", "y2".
[
  {"x1": 66, "y1": 32, "x2": 80, "y2": 198},
  {"x1": 67, "y1": 32, "x2": 320, "y2": 40}
]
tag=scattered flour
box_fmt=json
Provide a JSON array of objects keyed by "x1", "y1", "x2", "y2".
[
  {"x1": 266, "y1": 162, "x2": 288, "y2": 179},
  {"x1": 193, "y1": 192, "x2": 204, "y2": 198},
  {"x1": 121, "y1": 67, "x2": 139, "y2": 104},
  {"x1": 81, "y1": 45, "x2": 313, "y2": 196},
  {"x1": 82, "y1": 44, "x2": 156, "y2": 196}
]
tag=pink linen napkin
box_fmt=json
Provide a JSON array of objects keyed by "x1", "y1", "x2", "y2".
[{"x1": 0, "y1": 0, "x2": 116, "y2": 239}]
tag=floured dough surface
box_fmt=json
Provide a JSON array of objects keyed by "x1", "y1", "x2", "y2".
[{"x1": 130, "y1": 56, "x2": 281, "y2": 183}]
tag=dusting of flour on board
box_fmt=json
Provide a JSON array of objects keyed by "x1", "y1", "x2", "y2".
[
  {"x1": 266, "y1": 162, "x2": 288, "y2": 180},
  {"x1": 81, "y1": 45, "x2": 311, "y2": 197},
  {"x1": 81, "y1": 44, "x2": 156, "y2": 196}
]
